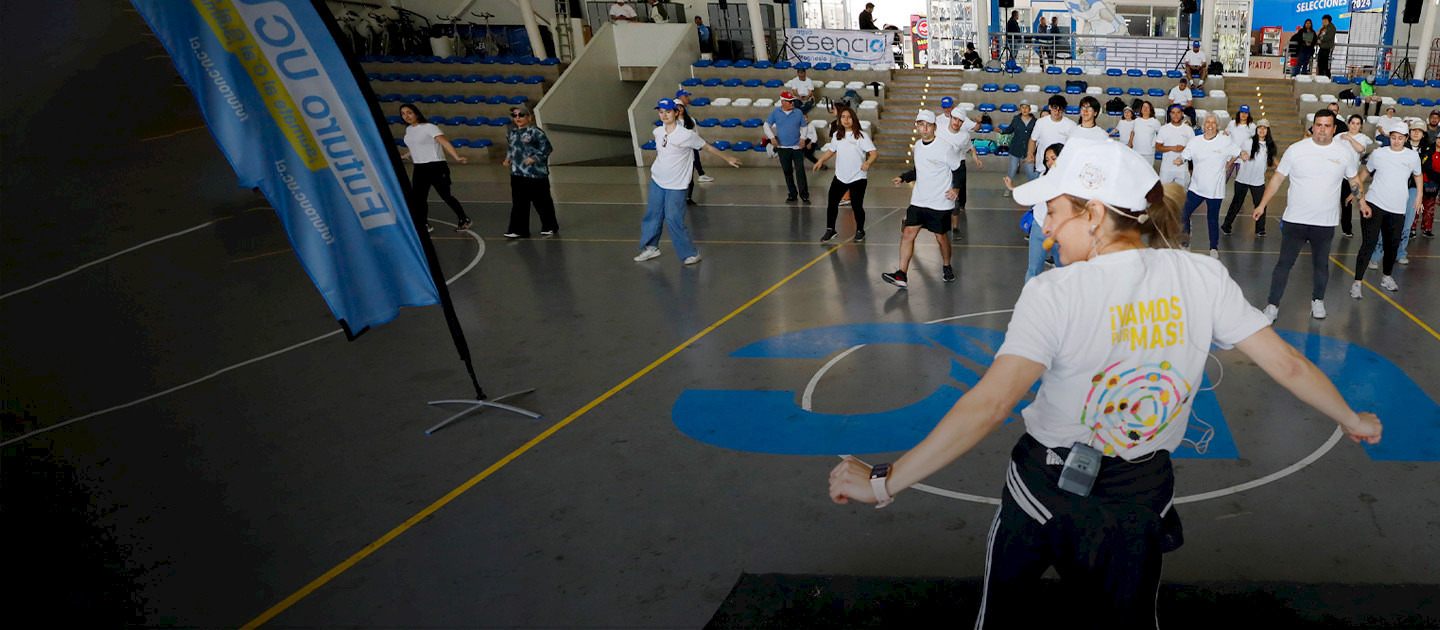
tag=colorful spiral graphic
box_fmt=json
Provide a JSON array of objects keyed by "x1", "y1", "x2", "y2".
[{"x1": 1081, "y1": 359, "x2": 1193, "y2": 455}]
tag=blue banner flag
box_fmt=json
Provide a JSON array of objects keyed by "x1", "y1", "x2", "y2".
[{"x1": 131, "y1": 0, "x2": 439, "y2": 336}]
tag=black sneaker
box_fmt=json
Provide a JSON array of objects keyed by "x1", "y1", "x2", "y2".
[
  {"x1": 686, "y1": 197, "x2": 697, "y2": 205},
  {"x1": 942, "y1": 265, "x2": 955, "y2": 282},
  {"x1": 785, "y1": 194, "x2": 798, "y2": 203},
  {"x1": 882, "y1": 270, "x2": 908, "y2": 288},
  {"x1": 853, "y1": 229, "x2": 865, "y2": 243},
  {"x1": 426, "y1": 224, "x2": 434, "y2": 233},
  {"x1": 1221, "y1": 224, "x2": 1233, "y2": 235},
  {"x1": 820, "y1": 229, "x2": 838, "y2": 243},
  {"x1": 1410, "y1": 229, "x2": 1418, "y2": 238},
  {"x1": 800, "y1": 196, "x2": 811, "y2": 204},
  {"x1": 1342, "y1": 231, "x2": 1353, "y2": 238},
  {"x1": 1256, "y1": 230, "x2": 1267, "y2": 237},
  {"x1": 456, "y1": 219, "x2": 473, "y2": 232},
  {"x1": 1426, "y1": 230, "x2": 1435, "y2": 239}
]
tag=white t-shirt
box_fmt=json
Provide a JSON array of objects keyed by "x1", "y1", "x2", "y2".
[
  {"x1": 609, "y1": 3, "x2": 637, "y2": 19},
  {"x1": 997, "y1": 249, "x2": 1270, "y2": 460},
  {"x1": 1069, "y1": 124, "x2": 1111, "y2": 142},
  {"x1": 1168, "y1": 86, "x2": 1192, "y2": 107},
  {"x1": 1375, "y1": 115, "x2": 1399, "y2": 137},
  {"x1": 1276, "y1": 137, "x2": 1360, "y2": 227},
  {"x1": 1182, "y1": 50, "x2": 1207, "y2": 67},
  {"x1": 1181, "y1": 134, "x2": 1243, "y2": 199},
  {"x1": 786, "y1": 77, "x2": 816, "y2": 98},
  {"x1": 939, "y1": 110, "x2": 980, "y2": 134},
  {"x1": 1225, "y1": 121, "x2": 1255, "y2": 150},
  {"x1": 1131, "y1": 117, "x2": 1162, "y2": 157},
  {"x1": 935, "y1": 124, "x2": 972, "y2": 162},
  {"x1": 824, "y1": 130, "x2": 877, "y2": 184},
  {"x1": 1116, "y1": 119, "x2": 1136, "y2": 147},
  {"x1": 650, "y1": 124, "x2": 707, "y2": 190},
  {"x1": 1337, "y1": 131, "x2": 1372, "y2": 158},
  {"x1": 1031, "y1": 116, "x2": 1076, "y2": 173},
  {"x1": 405, "y1": 123, "x2": 447, "y2": 163},
  {"x1": 1365, "y1": 146, "x2": 1422, "y2": 214},
  {"x1": 1156, "y1": 122, "x2": 1192, "y2": 174},
  {"x1": 1235, "y1": 141, "x2": 1269, "y2": 186},
  {"x1": 909, "y1": 138, "x2": 963, "y2": 211}
]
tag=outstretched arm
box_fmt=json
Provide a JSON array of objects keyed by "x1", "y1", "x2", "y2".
[
  {"x1": 1232, "y1": 328, "x2": 1381, "y2": 443},
  {"x1": 1252, "y1": 170, "x2": 1287, "y2": 220}
]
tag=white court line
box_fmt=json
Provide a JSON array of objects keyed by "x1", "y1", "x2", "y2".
[
  {"x1": 141, "y1": 124, "x2": 207, "y2": 142},
  {"x1": 1174, "y1": 427, "x2": 1343, "y2": 504},
  {"x1": 801, "y1": 345, "x2": 865, "y2": 412},
  {"x1": 1, "y1": 221, "x2": 485, "y2": 447},
  {"x1": 2, "y1": 220, "x2": 220, "y2": 300}
]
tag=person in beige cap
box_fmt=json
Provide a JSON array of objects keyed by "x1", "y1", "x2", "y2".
[
  {"x1": 1351, "y1": 120, "x2": 1421, "y2": 298},
  {"x1": 829, "y1": 137, "x2": 1381, "y2": 627},
  {"x1": 1222, "y1": 118, "x2": 1276, "y2": 236}
]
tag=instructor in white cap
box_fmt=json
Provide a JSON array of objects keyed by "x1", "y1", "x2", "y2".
[
  {"x1": 829, "y1": 138, "x2": 1381, "y2": 627},
  {"x1": 882, "y1": 110, "x2": 964, "y2": 288}
]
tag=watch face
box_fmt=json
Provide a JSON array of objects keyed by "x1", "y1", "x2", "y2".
[{"x1": 870, "y1": 463, "x2": 891, "y2": 479}]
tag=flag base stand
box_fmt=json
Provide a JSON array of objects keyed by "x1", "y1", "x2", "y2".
[{"x1": 424, "y1": 389, "x2": 542, "y2": 435}]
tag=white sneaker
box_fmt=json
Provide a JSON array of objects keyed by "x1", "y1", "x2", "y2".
[
  {"x1": 1263, "y1": 304, "x2": 1279, "y2": 323},
  {"x1": 1399, "y1": 257, "x2": 1410, "y2": 265},
  {"x1": 1311, "y1": 299, "x2": 1327, "y2": 319},
  {"x1": 633, "y1": 247, "x2": 661, "y2": 262},
  {"x1": 1368, "y1": 260, "x2": 1379, "y2": 270},
  {"x1": 1003, "y1": 189, "x2": 1012, "y2": 197},
  {"x1": 698, "y1": 174, "x2": 715, "y2": 182},
  {"x1": 1350, "y1": 281, "x2": 1362, "y2": 299},
  {"x1": 683, "y1": 254, "x2": 702, "y2": 265},
  {"x1": 1380, "y1": 276, "x2": 1398, "y2": 291},
  {"x1": 1209, "y1": 249, "x2": 1219, "y2": 259}
]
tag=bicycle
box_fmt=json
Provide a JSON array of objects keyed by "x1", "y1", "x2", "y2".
[
  {"x1": 436, "y1": 13, "x2": 466, "y2": 57},
  {"x1": 470, "y1": 12, "x2": 504, "y2": 58}
]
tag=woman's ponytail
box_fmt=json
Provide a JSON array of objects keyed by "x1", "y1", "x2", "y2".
[{"x1": 1141, "y1": 182, "x2": 1187, "y2": 248}]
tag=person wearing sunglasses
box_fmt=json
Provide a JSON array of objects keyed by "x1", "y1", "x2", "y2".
[{"x1": 502, "y1": 104, "x2": 558, "y2": 239}]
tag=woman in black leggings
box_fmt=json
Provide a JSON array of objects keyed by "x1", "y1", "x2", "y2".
[
  {"x1": 1222, "y1": 120, "x2": 1276, "y2": 236},
  {"x1": 399, "y1": 103, "x2": 471, "y2": 233},
  {"x1": 811, "y1": 105, "x2": 877, "y2": 243}
]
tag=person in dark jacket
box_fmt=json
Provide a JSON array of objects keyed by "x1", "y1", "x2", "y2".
[
  {"x1": 502, "y1": 104, "x2": 558, "y2": 238},
  {"x1": 1005, "y1": 100, "x2": 1038, "y2": 196},
  {"x1": 858, "y1": 3, "x2": 877, "y2": 30}
]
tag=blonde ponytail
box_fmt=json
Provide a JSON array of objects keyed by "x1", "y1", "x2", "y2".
[{"x1": 1141, "y1": 182, "x2": 1187, "y2": 248}]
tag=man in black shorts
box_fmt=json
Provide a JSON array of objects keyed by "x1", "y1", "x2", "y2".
[{"x1": 883, "y1": 109, "x2": 964, "y2": 288}]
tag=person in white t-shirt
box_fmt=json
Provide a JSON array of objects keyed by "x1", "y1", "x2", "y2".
[
  {"x1": 1115, "y1": 106, "x2": 1136, "y2": 150},
  {"x1": 1253, "y1": 109, "x2": 1363, "y2": 321},
  {"x1": 399, "y1": 103, "x2": 471, "y2": 233},
  {"x1": 1130, "y1": 100, "x2": 1162, "y2": 159},
  {"x1": 1155, "y1": 105, "x2": 1193, "y2": 186},
  {"x1": 1336, "y1": 114, "x2": 1372, "y2": 238},
  {"x1": 1176, "y1": 114, "x2": 1242, "y2": 258},
  {"x1": 1003, "y1": 142, "x2": 1067, "y2": 282},
  {"x1": 634, "y1": 99, "x2": 740, "y2": 264},
  {"x1": 1028, "y1": 95, "x2": 1076, "y2": 174},
  {"x1": 1373, "y1": 106, "x2": 1400, "y2": 146},
  {"x1": 812, "y1": 106, "x2": 877, "y2": 244},
  {"x1": 1351, "y1": 121, "x2": 1423, "y2": 297},
  {"x1": 608, "y1": 0, "x2": 637, "y2": 22},
  {"x1": 1182, "y1": 40, "x2": 1208, "y2": 85},
  {"x1": 1168, "y1": 77, "x2": 1195, "y2": 126},
  {"x1": 882, "y1": 110, "x2": 964, "y2": 288},
  {"x1": 828, "y1": 138, "x2": 1381, "y2": 627},
  {"x1": 1222, "y1": 119, "x2": 1276, "y2": 236},
  {"x1": 938, "y1": 96, "x2": 980, "y2": 135},
  {"x1": 786, "y1": 68, "x2": 817, "y2": 113},
  {"x1": 934, "y1": 99, "x2": 983, "y2": 235},
  {"x1": 1069, "y1": 96, "x2": 1111, "y2": 142}
]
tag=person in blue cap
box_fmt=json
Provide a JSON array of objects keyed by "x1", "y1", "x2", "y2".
[
  {"x1": 1182, "y1": 40, "x2": 1208, "y2": 86},
  {"x1": 674, "y1": 88, "x2": 713, "y2": 198},
  {"x1": 636, "y1": 99, "x2": 740, "y2": 264}
]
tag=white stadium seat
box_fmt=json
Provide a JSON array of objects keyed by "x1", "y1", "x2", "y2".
[
  {"x1": 853, "y1": 63, "x2": 872, "y2": 71},
  {"x1": 1296, "y1": 74, "x2": 1313, "y2": 83},
  {"x1": 1086, "y1": 86, "x2": 1103, "y2": 95},
  {"x1": 825, "y1": 80, "x2": 844, "y2": 89},
  {"x1": 859, "y1": 101, "x2": 878, "y2": 109},
  {"x1": 959, "y1": 102, "x2": 976, "y2": 111},
  {"x1": 1023, "y1": 84, "x2": 1040, "y2": 93},
  {"x1": 753, "y1": 98, "x2": 773, "y2": 107},
  {"x1": 1300, "y1": 93, "x2": 1318, "y2": 102},
  {"x1": 845, "y1": 81, "x2": 864, "y2": 89},
  {"x1": 860, "y1": 120, "x2": 872, "y2": 130},
  {"x1": 733, "y1": 97, "x2": 753, "y2": 107},
  {"x1": 1208, "y1": 90, "x2": 1226, "y2": 99},
  {"x1": 1320, "y1": 94, "x2": 1337, "y2": 103},
  {"x1": 1381, "y1": 96, "x2": 1396, "y2": 106},
  {"x1": 1315, "y1": 76, "x2": 1331, "y2": 84},
  {"x1": 961, "y1": 83, "x2": 979, "y2": 92},
  {"x1": 1025, "y1": 65, "x2": 1042, "y2": 73},
  {"x1": 711, "y1": 97, "x2": 731, "y2": 107}
]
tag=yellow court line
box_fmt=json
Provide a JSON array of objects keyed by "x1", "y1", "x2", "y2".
[
  {"x1": 239, "y1": 242, "x2": 849, "y2": 629},
  {"x1": 1329, "y1": 256, "x2": 1440, "y2": 342}
]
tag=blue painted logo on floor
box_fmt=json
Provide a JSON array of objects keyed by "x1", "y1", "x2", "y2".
[{"x1": 672, "y1": 323, "x2": 1439, "y2": 462}]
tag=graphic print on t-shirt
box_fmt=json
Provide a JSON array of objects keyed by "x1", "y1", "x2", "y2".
[{"x1": 1083, "y1": 359, "x2": 1192, "y2": 456}]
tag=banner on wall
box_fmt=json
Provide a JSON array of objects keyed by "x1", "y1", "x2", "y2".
[
  {"x1": 784, "y1": 28, "x2": 893, "y2": 63},
  {"x1": 1253, "y1": 0, "x2": 1353, "y2": 30},
  {"x1": 910, "y1": 15, "x2": 928, "y2": 67},
  {"x1": 129, "y1": 0, "x2": 439, "y2": 337}
]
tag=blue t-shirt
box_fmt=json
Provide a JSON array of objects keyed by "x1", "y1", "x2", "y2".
[
  {"x1": 766, "y1": 107, "x2": 807, "y2": 148},
  {"x1": 696, "y1": 25, "x2": 710, "y2": 41}
]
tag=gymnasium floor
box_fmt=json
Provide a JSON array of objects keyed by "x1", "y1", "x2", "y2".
[{"x1": 3, "y1": 2, "x2": 1438, "y2": 628}]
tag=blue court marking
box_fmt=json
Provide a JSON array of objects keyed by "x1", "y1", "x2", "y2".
[{"x1": 672, "y1": 324, "x2": 1438, "y2": 462}]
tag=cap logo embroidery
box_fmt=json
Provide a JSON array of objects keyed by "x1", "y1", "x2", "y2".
[{"x1": 1079, "y1": 163, "x2": 1105, "y2": 190}]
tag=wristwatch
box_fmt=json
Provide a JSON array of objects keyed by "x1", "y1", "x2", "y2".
[{"x1": 870, "y1": 463, "x2": 894, "y2": 508}]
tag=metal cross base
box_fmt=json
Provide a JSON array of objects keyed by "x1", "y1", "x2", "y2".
[{"x1": 425, "y1": 388, "x2": 541, "y2": 435}]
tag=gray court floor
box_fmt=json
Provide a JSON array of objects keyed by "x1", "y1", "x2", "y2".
[{"x1": 3, "y1": 3, "x2": 1439, "y2": 628}]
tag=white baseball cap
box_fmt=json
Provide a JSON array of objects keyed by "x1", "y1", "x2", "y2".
[
  {"x1": 1013, "y1": 138, "x2": 1159, "y2": 216},
  {"x1": 1385, "y1": 120, "x2": 1409, "y2": 136},
  {"x1": 915, "y1": 109, "x2": 936, "y2": 124}
]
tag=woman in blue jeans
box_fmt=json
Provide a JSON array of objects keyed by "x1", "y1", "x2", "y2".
[
  {"x1": 635, "y1": 99, "x2": 740, "y2": 264},
  {"x1": 1006, "y1": 142, "x2": 1065, "y2": 282},
  {"x1": 1177, "y1": 114, "x2": 1243, "y2": 258}
]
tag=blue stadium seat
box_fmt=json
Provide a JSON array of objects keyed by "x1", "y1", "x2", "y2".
[
  {"x1": 524, "y1": 76, "x2": 544, "y2": 84},
  {"x1": 1332, "y1": 76, "x2": 1349, "y2": 84},
  {"x1": 399, "y1": 56, "x2": 420, "y2": 63},
  {"x1": 399, "y1": 73, "x2": 422, "y2": 82},
  {"x1": 445, "y1": 74, "x2": 468, "y2": 83},
  {"x1": 1106, "y1": 68, "x2": 1123, "y2": 76},
  {"x1": 1390, "y1": 78, "x2": 1407, "y2": 86},
  {"x1": 1192, "y1": 89, "x2": 1205, "y2": 98},
  {"x1": 472, "y1": 139, "x2": 493, "y2": 148},
  {"x1": 450, "y1": 138, "x2": 469, "y2": 147},
  {"x1": 978, "y1": 123, "x2": 994, "y2": 133},
  {"x1": 813, "y1": 62, "x2": 832, "y2": 71},
  {"x1": 978, "y1": 103, "x2": 996, "y2": 112},
  {"x1": 693, "y1": 60, "x2": 713, "y2": 68},
  {"x1": 1410, "y1": 79, "x2": 1426, "y2": 87},
  {"x1": 427, "y1": 115, "x2": 446, "y2": 123},
  {"x1": 1065, "y1": 106, "x2": 1079, "y2": 115},
  {"x1": 466, "y1": 117, "x2": 487, "y2": 126},
  {"x1": 482, "y1": 75, "x2": 504, "y2": 83},
  {"x1": 486, "y1": 95, "x2": 508, "y2": 104},
  {"x1": 1066, "y1": 67, "x2": 1083, "y2": 75},
  {"x1": 714, "y1": 60, "x2": 732, "y2": 68},
  {"x1": 366, "y1": 72, "x2": 382, "y2": 80},
  {"x1": 833, "y1": 63, "x2": 852, "y2": 71},
  {"x1": 486, "y1": 118, "x2": 507, "y2": 126},
  {"x1": 421, "y1": 74, "x2": 443, "y2": 82},
  {"x1": 457, "y1": 57, "x2": 480, "y2": 64},
  {"x1": 1419, "y1": 98, "x2": 1436, "y2": 107},
  {"x1": 461, "y1": 75, "x2": 484, "y2": 83},
  {"x1": 703, "y1": 78, "x2": 723, "y2": 87},
  {"x1": 754, "y1": 61, "x2": 773, "y2": 69},
  {"x1": 540, "y1": 58, "x2": 560, "y2": 66},
  {"x1": 1127, "y1": 88, "x2": 1144, "y2": 96},
  {"x1": 1194, "y1": 128, "x2": 1204, "y2": 135},
  {"x1": 503, "y1": 75, "x2": 525, "y2": 84},
  {"x1": 1429, "y1": 80, "x2": 1440, "y2": 88},
  {"x1": 699, "y1": 118, "x2": 719, "y2": 127},
  {"x1": 742, "y1": 118, "x2": 763, "y2": 127},
  {"x1": 764, "y1": 79, "x2": 784, "y2": 88},
  {"x1": 794, "y1": 62, "x2": 812, "y2": 69},
  {"x1": 403, "y1": 93, "x2": 423, "y2": 102},
  {"x1": 475, "y1": 57, "x2": 498, "y2": 64},
  {"x1": 1066, "y1": 85, "x2": 1082, "y2": 94},
  {"x1": 1006, "y1": 62, "x2": 1022, "y2": 73},
  {"x1": 723, "y1": 78, "x2": 743, "y2": 87},
  {"x1": 421, "y1": 95, "x2": 443, "y2": 103},
  {"x1": 734, "y1": 60, "x2": 752, "y2": 68},
  {"x1": 682, "y1": 78, "x2": 702, "y2": 86},
  {"x1": 361, "y1": 55, "x2": 378, "y2": 63},
  {"x1": 774, "y1": 61, "x2": 792, "y2": 69},
  {"x1": 712, "y1": 140, "x2": 732, "y2": 150},
  {"x1": 1044, "y1": 85, "x2": 1061, "y2": 94},
  {"x1": 463, "y1": 95, "x2": 485, "y2": 104},
  {"x1": 445, "y1": 116, "x2": 467, "y2": 125},
  {"x1": 1127, "y1": 69, "x2": 1144, "y2": 77},
  {"x1": 984, "y1": 66, "x2": 1002, "y2": 73},
  {"x1": 982, "y1": 83, "x2": 999, "y2": 92},
  {"x1": 386, "y1": 115, "x2": 403, "y2": 124},
  {"x1": 1046, "y1": 66, "x2": 1062, "y2": 74},
  {"x1": 1000, "y1": 103, "x2": 1017, "y2": 113},
  {"x1": 380, "y1": 55, "x2": 399, "y2": 63},
  {"x1": 643, "y1": 140, "x2": 657, "y2": 149},
  {"x1": 423, "y1": 56, "x2": 443, "y2": 62},
  {"x1": 1147, "y1": 70, "x2": 1163, "y2": 78},
  {"x1": 721, "y1": 118, "x2": 742, "y2": 127},
  {"x1": 507, "y1": 95, "x2": 528, "y2": 104},
  {"x1": 1148, "y1": 88, "x2": 1165, "y2": 97},
  {"x1": 733, "y1": 141, "x2": 753, "y2": 151},
  {"x1": 743, "y1": 79, "x2": 763, "y2": 87},
  {"x1": 1106, "y1": 87, "x2": 1123, "y2": 96},
  {"x1": 378, "y1": 93, "x2": 402, "y2": 102},
  {"x1": 1166, "y1": 70, "x2": 1183, "y2": 79},
  {"x1": 691, "y1": 97, "x2": 710, "y2": 106},
  {"x1": 381, "y1": 73, "x2": 402, "y2": 81},
  {"x1": 441, "y1": 95, "x2": 464, "y2": 104},
  {"x1": 1004, "y1": 84, "x2": 1020, "y2": 92},
  {"x1": 1398, "y1": 97, "x2": 1417, "y2": 106},
  {"x1": 751, "y1": 144, "x2": 767, "y2": 152}
]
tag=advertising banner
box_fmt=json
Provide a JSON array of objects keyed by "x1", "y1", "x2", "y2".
[
  {"x1": 130, "y1": 0, "x2": 439, "y2": 337},
  {"x1": 1253, "y1": 0, "x2": 1352, "y2": 31},
  {"x1": 910, "y1": 15, "x2": 928, "y2": 67},
  {"x1": 784, "y1": 27, "x2": 893, "y2": 64}
]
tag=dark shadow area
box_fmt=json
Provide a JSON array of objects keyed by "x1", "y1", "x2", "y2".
[{"x1": 706, "y1": 573, "x2": 1440, "y2": 629}]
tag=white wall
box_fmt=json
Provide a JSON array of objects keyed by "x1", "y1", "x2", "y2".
[
  {"x1": 615, "y1": 22, "x2": 691, "y2": 66},
  {"x1": 535, "y1": 23, "x2": 642, "y2": 163}
]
